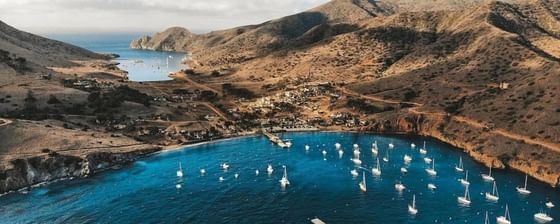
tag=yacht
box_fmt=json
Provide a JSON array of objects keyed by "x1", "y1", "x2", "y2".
[
  {"x1": 428, "y1": 183, "x2": 437, "y2": 190},
  {"x1": 395, "y1": 182, "x2": 406, "y2": 192},
  {"x1": 359, "y1": 172, "x2": 367, "y2": 192},
  {"x1": 408, "y1": 194, "x2": 418, "y2": 215},
  {"x1": 497, "y1": 204, "x2": 512, "y2": 224},
  {"x1": 176, "y1": 162, "x2": 184, "y2": 177},
  {"x1": 460, "y1": 170, "x2": 470, "y2": 186},
  {"x1": 419, "y1": 141, "x2": 427, "y2": 154},
  {"x1": 425, "y1": 159, "x2": 437, "y2": 176},
  {"x1": 372, "y1": 158, "x2": 382, "y2": 176},
  {"x1": 351, "y1": 169, "x2": 359, "y2": 177},
  {"x1": 404, "y1": 155, "x2": 412, "y2": 163},
  {"x1": 516, "y1": 174, "x2": 531, "y2": 195},
  {"x1": 267, "y1": 164, "x2": 274, "y2": 175},
  {"x1": 485, "y1": 181, "x2": 499, "y2": 202},
  {"x1": 455, "y1": 157, "x2": 464, "y2": 172},
  {"x1": 457, "y1": 185, "x2": 471, "y2": 205},
  {"x1": 481, "y1": 167, "x2": 494, "y2": 182},
  {"x1": 534, "y1": 211, "x2": 553, "y2": 223},
  {"x1": 400, "y1": 167, "x2": 408, "y2": 173},
  {"x1": 280, "y1": 166, "x2": 290, "y2": 188}
]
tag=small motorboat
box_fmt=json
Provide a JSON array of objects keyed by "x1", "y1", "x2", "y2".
[
  {"x1": 351, "y1": 169, "x2": 359, "y2": 177},
  {"x1": 305, "y1": 145, "x2": 310, "y2": 151},
  {"x1": 411, "y1": 143, "x2": 416, "y2": 148},
  {"x1": 546, "y1": 201, "x2": 555, "y2": 208},
  {"x1": 200, "y1": 169, "x2": 206, "y2": 176},
  {"x1": 395, "y1": 182, "x2": 406, "y2": 192},
  {"x1": 388, "y1": 143, "x2": 395, "y2": 149},
  {"x1": 338, "y1": 150, "x2": 344, "y2": 158},
  {"x1": 335, "y1": 143, "x2": 341, "y2": 150},
  {"x1": 221, "y1": 163, "x2": 230, "y2": 170},
  {"x1": 219, "y1": 176, "x2": 225, "y2": 182},
  {"x1": 234, "y1": 173, "x2": 239, "y2": 179},
  {"x1": 322, "y1": 150, "x2": 328, "y2": 156},
  {"x1": 255, "y1": 169, "x2": 260, "y2": 176},
  {"x1": 424, "y1": 157, "x2": 432, "y2": 164},
  {"x1": 404, "y1": 155, "x2": 412, "y2": 163},
  {"x1": 400, "y1": 167, "x2": 408, "y2": 173},
  {"x1": 428, "y1": 183, "x2": 437, "y2": 190}
]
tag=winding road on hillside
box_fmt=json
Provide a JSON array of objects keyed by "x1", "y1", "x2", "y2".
[{"x1": 340, "y1": 87, "x2": 560, "y2": 153}]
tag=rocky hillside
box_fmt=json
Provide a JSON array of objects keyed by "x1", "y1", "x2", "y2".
[
  {"x1": 0, "y1": 20, "x2": 109, "y2": 69},
  {"x1": 131, "y1": 0, "x2": 560, "y2": 185}
]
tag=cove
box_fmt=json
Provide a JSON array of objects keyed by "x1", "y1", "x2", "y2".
[{"x1": 0, "y1": 132, "x2": 557, "y2": 223}]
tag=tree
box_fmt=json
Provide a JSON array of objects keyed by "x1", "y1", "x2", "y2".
[{"x1": 47, "y1": 95, "x2": 61, "y2": 104}]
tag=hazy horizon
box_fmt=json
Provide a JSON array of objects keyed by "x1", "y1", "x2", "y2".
[{"x1": 0, "y1": 0, "x2": 329, "y2": 35}]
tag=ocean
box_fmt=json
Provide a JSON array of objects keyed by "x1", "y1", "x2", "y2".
[
  {"x1": 46, "y1": 33, "x2": 188, "y2": 82},
  {"x1": 0, "y1": 132, "x2": 557, "y2": 223}
]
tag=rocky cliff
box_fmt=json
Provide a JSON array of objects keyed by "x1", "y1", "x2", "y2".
[{"x1": 0, "y1": 146, "x2": 160, "y2": 194}]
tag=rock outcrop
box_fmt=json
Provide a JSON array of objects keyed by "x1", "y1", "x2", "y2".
[{"x1": 0, "y1": 146, "x2": 160, "y2": 194}]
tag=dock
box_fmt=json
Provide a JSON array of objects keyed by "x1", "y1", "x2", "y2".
[{"x1": 262, "y1": 130, "x2": 291, "y2": 148}]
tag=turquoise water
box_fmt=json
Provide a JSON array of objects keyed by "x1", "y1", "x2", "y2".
[
  {"x1": 0, "y1": 132, "x2": 558, "y2": 223},
  {"x1": 46, "y1": 33, "x2": 187, "y2": 82}
]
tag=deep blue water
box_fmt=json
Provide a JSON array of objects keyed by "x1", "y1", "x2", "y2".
[
  {"x1": 0, "y1": 132, "x2": 558, "y2": 223},
  {"x1": 46, "y1": 33, "x2": 188, "y2": 82}
]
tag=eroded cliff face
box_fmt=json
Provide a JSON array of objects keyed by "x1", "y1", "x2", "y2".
[
  {"x1": 366, "y1": 112, "x2": 560, "y2": 187},
  {"x1": 0, "y1": 147, "x2": 160, "y2": 194}
]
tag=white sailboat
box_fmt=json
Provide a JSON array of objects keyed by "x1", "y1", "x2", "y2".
[
  {"x1": 352, "y1": 152, "x2": 362, "y2": 165},
  {"x1": 481, "y1": 167, "x2": 494, "y2": 182},
  {"x1": 219, "y1": 176, "x2": 225, "y2": 182},
  {"x1": 383, "y1": 150, "x2": 389, "y2": 162},
  {"x1": 485, "y1": 181, "x2": 499, "y2": 202},
  {"x1": 534, "y1": 210, "x2": 554, "y2": 223},
  {"x1": 255, "y1": 169, "x2": 260, "y2": 176},
  {"x1": 305, "y1": 145, "x2": 310, "y2": 151},
  {"x1": 411, "y1": 143, "x2": 416, "y2": 148},
  {"x1": 455, "y1": 157, "x2": 464, "y2": 172},
  {"x1": 335, "y1": 143, "x2": 341, "y2": 150},
  {"x1": 460, "y1": 170, "x2": 470, "y2": 186},
  {"x1": 388, "y1": 142, "x2": 395, "y2": 149},
  {"x1": 404, "y1": 155, "x2": 412, "y2": 163},
  {"x1": 497, "y1": 204, "x2": 512, "y2": 224},
  {"x1": 372, "y1": 158, "x2": 382, "y2": 176},
  {"x1": 516, "y1": 174, "x2": 531, "y2": 195},
  {"x1": 351, "y1": 169, "x2": 359, "y2": 177},
  {"x1": 428, "y1": 183, "x2": 437, "y2": 190},
  {"x1": 424, "y1": 157, "x2": 432, "y2": 164},
  {"x1": 419, "y1": 141, "x2": 427, "y2": 154},
  {"x1": 372, "y1": 142, "x2": 379, "y2": 155},
  {"x1": 546, "y1": 201, "x2": 555, "y2": 208},
  {"x1": 359, "y1": 171, "x2": 367, "y2": 192},
  {"x1": 338, "y1": 149, "x2": 344, "y2": 158},
  {"x1": 485, "y1": 211, "x2": 490, "y2": 224},
  {"x1": 457, "y1": 185, "x2": 471, "y2": 205},
  {"x1": 353, "y1": 149, "x2": 361, "y2": 158},
  {"x1": 408, "y1": 194, "x2": 418, "y2": 215},
  {"x1": 267, "y1": 164, "x2": 274, "y2": 175},
  {"x1": 280, "y1": 165, "x2": 290, "y2": 188},
  {"x1": 176, "y1": 162, "x2": 184, "y2": 177},
  {"x1": 425, "y1": 159, "x2": 437, "y2": 176},
  {"x1": 200, "y1": 168, "x2": 206, "y2": 176}
]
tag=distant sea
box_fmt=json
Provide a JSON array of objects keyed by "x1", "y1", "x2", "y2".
[{"x1": 46, "y1": 33, "x2": 188, "y2": 82}]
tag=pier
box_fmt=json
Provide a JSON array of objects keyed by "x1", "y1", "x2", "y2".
[{"x1": 262, "y1": 129, "x2": 291, "y2": 148}]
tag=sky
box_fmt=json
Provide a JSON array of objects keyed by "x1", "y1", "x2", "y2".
[{"x1": 0, "y1": 0, "x2": 330, "y2": 34}]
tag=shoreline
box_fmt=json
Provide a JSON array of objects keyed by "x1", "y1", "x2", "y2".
[{"x1": 1, "y1": 129, "x2": 557, "y2": 197}]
